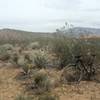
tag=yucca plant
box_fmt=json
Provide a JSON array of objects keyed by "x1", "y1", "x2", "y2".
[{"x1": 34, "y1": 52, "x2": 48, "y2": 69}]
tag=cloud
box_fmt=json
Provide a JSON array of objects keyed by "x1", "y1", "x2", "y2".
[
  {"x1": 0, "y1": 0, "x2": 100, "y2": 32},
  {"x1": 43, "y1": 0, "x2": 81, "y2": 10}
]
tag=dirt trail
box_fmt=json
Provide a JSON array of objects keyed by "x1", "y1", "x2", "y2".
[{"x1": 0, "y1": 63, "x2": 24, "y2": 100}]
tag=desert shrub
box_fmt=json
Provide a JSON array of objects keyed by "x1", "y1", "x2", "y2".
[
  {"x1": 38, "y1": 94, "x2": 59, "y2": 100},
  {"x1": 60, "y1": 38, "x2": 100, "y2": 82},
  {"x1": 32, "y1": 70, "x2": 51, "y2": 94},
  {"x1": 17, "y1": 55, "x2": 25, "y2": 66},
  {"x1": 52, "y1": 34, "x2": 75, "y2": 69},
  {"x1": 15, "y1": 95, "x2": 33, "y2": 100},
  {"x1": 61, "y1": 66, "x2": 81, "y2": 83},
  {"x1": 1, "y1": 44, "x2": 13, "y2": 50},
  {"x1": 24, "y1": 54, "x2": 33, "y2": 63},
  {"x1": 18, "y1": 56, "x2": 32, "y2": 75},
  {"x1": 34, "y1": 52, "x2": 48, "y2": 69},
  {"x1": 13, "y1": 55, "x2": 29, "y2": 74},
  {"x1": 0, "y1": 46, "x2": 10, "y2": 61},
  {"x1": 21, "y1": 64, "x2": 30, "y2": 75},
  {"x1": 72, "y1": 38, "x2": 100, "y2": 59},
  {"x1": 29, "y1": 42, "x2": 40, "y2": 49},
  {"x1": 10, "y1": 53, "x2": 19, "y2": 65}
]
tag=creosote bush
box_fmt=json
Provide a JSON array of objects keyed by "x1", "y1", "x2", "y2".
[
  {"x1": 60, "y1": 37, "x2": 100, "y2": 82},
  {"x1": 52, "y1": 34, "x2": 75, "y2": 69}
]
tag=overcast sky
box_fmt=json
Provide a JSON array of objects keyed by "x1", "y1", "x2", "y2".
[{"x1": 0, "y1": 0, "x2": 100, "y2": 32}]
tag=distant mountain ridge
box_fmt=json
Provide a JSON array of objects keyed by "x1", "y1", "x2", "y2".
[
  {"x1": 70, "y1": 27, "x2": 100, "y2": 36},
  {"x1": 0, "y1": 28, "x2": 52, "y2": 43},
  {"x1": 0, "y1": 27, "x2": 100, "y2": 44}
]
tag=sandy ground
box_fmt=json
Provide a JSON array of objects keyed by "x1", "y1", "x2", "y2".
[
  {"x1": 54, "y1": 81, "x2": 100, "y2": 100},
  {"x1": 0, "y1": 62, "x2": 100, "y2": 100},
  {"x1": 0, "y1": 63, "x2": 25, "y2": 100}
]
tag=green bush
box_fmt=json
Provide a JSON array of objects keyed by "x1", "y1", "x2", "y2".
[
  {"x1": 61, "y1": 38, "x2": 100, "y2": 82},
  {"x1": 52, "y1": 35, "x2": 75, "y2": 69}
]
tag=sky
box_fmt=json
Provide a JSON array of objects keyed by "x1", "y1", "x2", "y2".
[{"x1": 0, "y1": 0, "x2": 100, "y2": 32}]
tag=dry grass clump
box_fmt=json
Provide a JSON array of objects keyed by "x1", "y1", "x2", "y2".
[
  {"x1": 61, "y1": 66, "x2": 81, "y2": 83},
  {"x1": 29, "y1": 42, "x2": 41, "y2": 50},
  {"x1": 38, "y1": 94, "x2": 59, "y2": 100},
  {"x1": 31, "y1": 69, "x2": 51, "y2": 94},
  {"x1": 15, "y1": 95, "x2": 33, "y2": 100},
  {"x1": 46, "y1": 69, "x2": 61, "y2": 87}
]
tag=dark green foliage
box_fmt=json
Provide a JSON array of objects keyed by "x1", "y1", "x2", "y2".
[{"x1": 52, "y1": 34, "x2": 75, "y2": 68}]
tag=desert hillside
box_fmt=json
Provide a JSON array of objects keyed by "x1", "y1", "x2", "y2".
[{"x1": 0, "y1": 28, "x2": 52, "y2": 44}]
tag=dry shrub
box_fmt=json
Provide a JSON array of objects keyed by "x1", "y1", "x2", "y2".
[
  {"x1": 34, "y1": 51, "x2": 48, "y2": 69},
  {"x1": 10, "y1": 53, "x2": 19, "y2": 65},
  {"x1": 61, "y1": 66, "x2": 81, "y2": 83},
  {"x1": 46, "y1": 69, "x2": 61, "y2": 87},
  {"x1": 21, "y1": 64, "x2": 30, "y2": 75},
  {"x1": 15, "y1": 95, "x2": 33, "y2": 100},
  {"x1": 29, "y1": 42, "x2": 40, "y2": 50},
  {"x1": 0, "y1": 46, "x2": 10, "y2": 61},
  {"x1": 38, "y1": 94, "x2": 59, "y2": 100},
  {"x1": 31, "y1": 69, "x2": 51, "y2": 94},
  {"x1": 1, "y1": 44, "x2": 13, "y2": 50}
]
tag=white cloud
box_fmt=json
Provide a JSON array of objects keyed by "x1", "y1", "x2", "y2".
[{"x1": 0, "y1": 0, "x2": 100, "y2": 32}]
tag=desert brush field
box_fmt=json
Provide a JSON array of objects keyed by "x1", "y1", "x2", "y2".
[{"x1": 0, "y1": 29, "x2": 100, "y2": 100}]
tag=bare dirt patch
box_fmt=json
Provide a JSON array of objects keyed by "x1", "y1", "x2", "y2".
[
  {"x1": 0, "y1": 62, "x2": 100, "y2": 100},
  {"x1": 54, "y1": 81, "x2": 100, "y2": 100},
  {"x1": 0, "y1": 64, "x2": 25, "y2": 100}
]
